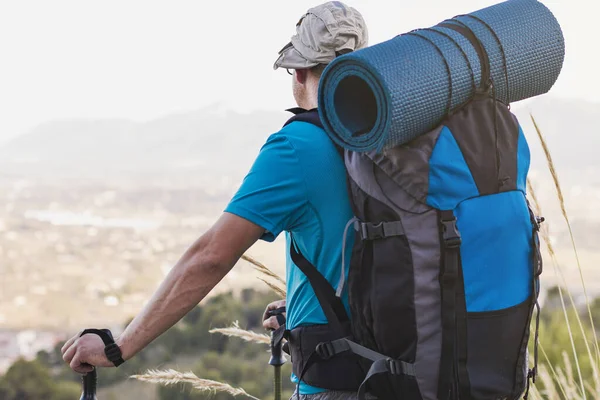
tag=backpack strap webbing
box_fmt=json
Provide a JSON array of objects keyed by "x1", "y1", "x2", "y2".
[
  {"x1": 438, "y1": 21, "x2": 491, "y2": 93},
  {"x1": 289, "y1": 242, "x2": 361, "y2": 397},
  {"x1": 355, "y1": 220, "x2": 405, "y2": 241},
  {"x1": 298, "y1": 337, "x2": 416, "y2": 400},
  {"x1": 283, "y1": 107, "x2": 324, "y2": 129},
  {"x1": 284, "y1": 107, "x2": 360, "y2": 394},
  {"x1": 284, "y1": 107, "x2": 349, "y2": 333},
  {"x1": 289, "y1": 241, "x2": 349, "y2": 336},
  {"x1": 438, "y1": 210, "x2": 472, "y2": 399}
]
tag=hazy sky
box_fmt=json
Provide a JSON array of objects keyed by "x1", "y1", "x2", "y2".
[{"x1": 0, "y1": 0, "x2": 597, "y2": 144}]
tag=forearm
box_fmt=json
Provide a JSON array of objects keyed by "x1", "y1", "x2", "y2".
[{"x1": 116, "y1": 238, "x2": 231, "y2": 360}]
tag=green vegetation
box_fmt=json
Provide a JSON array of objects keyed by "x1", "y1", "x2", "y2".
[
  {"x1": 1, "y1": 285, "x2": 598, "y2": 400},
  {"x1": 530, "y1": 287, "x2": 599, "y2": 399},
  {"x1": 0, "y1": 358, "x2": 81, "y2": 400},
  {"x1": 0, "y1": 288, "x2": 294, "y2": 400}
]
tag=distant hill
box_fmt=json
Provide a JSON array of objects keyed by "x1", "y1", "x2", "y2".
[
  {"x1": 512, "y1": 97, "x2": 600, "y2": 174},
  {"x1": 0, "y1": 97, "x2": 597, "y2": 182},
  {"x1": 0, "y1": 106, "x2": 289, "y2": 180}
]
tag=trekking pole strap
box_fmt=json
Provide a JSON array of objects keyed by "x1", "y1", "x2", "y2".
[
  {"x1": 80, "y1": 328, "x2": 124, "y2": 367},
  {"x1": 267, "y1": 306, "x2": 287, "y2": 327}
]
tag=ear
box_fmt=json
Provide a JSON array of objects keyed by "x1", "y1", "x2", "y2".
[{"x1": 294, "y1": 69, "x2": 309, "y2": 85}]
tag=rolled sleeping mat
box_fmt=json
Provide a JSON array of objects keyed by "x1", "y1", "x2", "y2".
[{"x1": 318, "y1": 0, "x2": 565, "y2": 152}]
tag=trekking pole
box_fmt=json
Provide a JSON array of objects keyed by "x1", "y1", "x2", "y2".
[
  {"x1": 267, "y1": 308, "x2": 287, "y2": 400},
  {"x1": 76, "y1": 328, "x2": 120, "y2": 400},
  {"x1": 80, "y1": 367, "x2": 98, "y2": 400},
  {"x1": 269, "y1": 332, "x2": 284, "y2": 400}
]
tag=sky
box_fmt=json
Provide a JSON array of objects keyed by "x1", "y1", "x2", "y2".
[{"x1": 0, "y1": 0, "x2": 597, "y2": 145}]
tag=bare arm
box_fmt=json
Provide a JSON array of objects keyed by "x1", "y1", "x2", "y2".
[
  {"x1": 62, "y1": 212, "x2": 264, "y2": 371},
  {"x1": 118, "y1": 212, "x2": 264, "y2": 359}
]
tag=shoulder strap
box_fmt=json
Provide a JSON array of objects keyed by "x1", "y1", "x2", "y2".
[
  {"x1": 289, "y1": 240, "x2": 349, "y2": 336},
  {"x1": 283, "y1": 108, "x2": 348, "y2": 333},
  {"x1": 283, "y1": 108, "x2": 344, "y2": 159},
  {"x1": 283, "y1": 108, "x2": 324, "y2": 129}
]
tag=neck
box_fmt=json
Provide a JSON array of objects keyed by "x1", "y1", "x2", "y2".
[
  {"x1": 298, "y1": 90, "x2": 318, "y2": 110},
  {"x1": 299, "y1": 75, "x2": 319, "y2": 110}
]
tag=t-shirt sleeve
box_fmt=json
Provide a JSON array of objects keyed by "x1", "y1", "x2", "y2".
[{"x1": 224, "y1": 133, "x2": 307, "y2": 242}]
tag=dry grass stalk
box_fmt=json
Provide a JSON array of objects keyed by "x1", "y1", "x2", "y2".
[
  {"x1": 561, "y1": 351, "x2": 585, "y2": 399},
  {"x1": 242, "y1": 254, "x2": 286, "y2": 285},
  {"x1": 530, "y1": 114, "x2": 600, "y2": 366},
  {"x1": 539, "y1": 343, "x2": 569, "y2": 399},
  {"x1": 527, "y1": 178, "x2": 586, "y2": 394},
  {"x1": 209, "y1": 321, "x2": 271, "y2": 345},
  {"x1": 537, "y1": 364, "x2": 559, "y2": 399},
  {"x1": 130, "y1": 369, "x2": 261, "y2": 400},
  {"x1": 534, "y1": 348, "x2": 600, "y2": 399},
  {"x1": 258, "y1": 277, "x2": 286, "y2": 298}
]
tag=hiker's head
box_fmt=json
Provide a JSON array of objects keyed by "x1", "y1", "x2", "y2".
[{"x1": 273, "y1": 1, "x2": 368, "y2": 109}]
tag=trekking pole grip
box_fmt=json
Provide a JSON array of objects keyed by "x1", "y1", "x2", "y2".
[
  {"x1": 266, "y1": 307, "x2": 287, "y2": 400},
  {"x1": 80, "y1": 367, "x2": 98, "y2": 400}
]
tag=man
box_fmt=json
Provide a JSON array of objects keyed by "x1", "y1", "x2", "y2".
[{"x1": 61, "y1": 2, "x2": 368, "y2": 399}]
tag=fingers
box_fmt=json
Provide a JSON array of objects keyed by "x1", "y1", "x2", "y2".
[
  {"x1": 70, "y1": 354, "x2": 94, "y2": 374},
  {"x1": 79, "y1": 364, "x2": 95, "y2": 374},
  {"x1": 60, "y1": 332, "x2": 80, "y2": 354},
  {"x1": 272, "y1": 299, "x2": 286, "y2": 309},
  {"x1": 62, "y1": 339, "x2": 77, "y2": 364},
  {"x1": 263, "y1": 315, "x2": 281, "y2": 331},
  {"x1": 262, "y1": 299, "x2": 286, "y2": 322},
  {"x1": 62, "y1": 333, "x2": 110, "y2": 372}
]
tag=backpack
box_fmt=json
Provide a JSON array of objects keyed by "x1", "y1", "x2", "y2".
[{"x1": 283, "y1": 94, "x2": 543, "y2": 400}]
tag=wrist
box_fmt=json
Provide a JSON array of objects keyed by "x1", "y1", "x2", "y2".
[
  {"x1": 80, "y1": 328, "x2": 126, "y2": 367},
  {"x1": 115, "y1": 335, "x2": 131, "y2": 361}
]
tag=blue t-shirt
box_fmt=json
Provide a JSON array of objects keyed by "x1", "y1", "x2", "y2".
[{"x1": 225, "y1": 119, "x2": 354, "y2": 394}]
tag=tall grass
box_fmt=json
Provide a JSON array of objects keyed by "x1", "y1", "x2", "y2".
[
  {"x1": 527, "y1": 178, "x2": 587, "y2": 397},
  {"x1": 531, "y1": 115, "x2": 600, "y2": 365},
  {"x1": 242, "y1": 254, "x2": 286, "y2": 298},
  {"x1": 209, "y1": 321, "x2": 271, "y2": 345},
  {"x1": 131, "y1": 260, "x2": 283, "y2": 399},
  {"x1": 130, "y1": 369, "x2": 261, "y2": 400},
  {"x1": 528, "y1": 113, "x2": 599, "y2": 398}
]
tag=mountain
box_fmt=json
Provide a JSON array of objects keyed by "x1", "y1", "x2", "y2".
[
  {"x1": 1, "y1": 97, "x2": 597, "y2": 181},
  {"x1": 512, "y1": 97, "x2": 600, "y2": 174},
  {"x1": 0, "y1": 106, "x2": 289, "y2": 181}
]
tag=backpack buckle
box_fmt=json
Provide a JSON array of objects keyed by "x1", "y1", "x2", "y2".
[
  {"x1": 387, "y1": 358, "x2": 399, "y2": 375},
  {"x1": 441, "y1": 217, "x2": 461, "y2": 248},
  {"x1": 315, "y1": 342, "x2": 335, "y2": 360},
  {"x1": 358, "y1": 222, "x2": 385, "y2": 240}
]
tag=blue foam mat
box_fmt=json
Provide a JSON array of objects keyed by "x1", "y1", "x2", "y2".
[{"x1": 318, "y1": 0, "x2": 565, "y2": 152}]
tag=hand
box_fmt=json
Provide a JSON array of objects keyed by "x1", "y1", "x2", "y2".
[
  {"x1": 262, "y1": 299, "x2": 286, "y2": 331},
  {"x1": 61, "y1": 332, "x2": 114, "y2": 374}
]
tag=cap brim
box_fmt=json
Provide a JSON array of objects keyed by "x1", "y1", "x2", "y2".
[{"x1": 273, "y1": 42, "x2": 320, "y2": 71}]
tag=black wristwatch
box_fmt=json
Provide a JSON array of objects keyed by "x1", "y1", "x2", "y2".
[{"x1": 80, "y1": 328, "x2": 125, "y2": 367}]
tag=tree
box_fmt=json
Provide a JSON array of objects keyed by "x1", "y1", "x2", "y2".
[
  {"x1": 158, "y1": 384, "x2": 206, "y2": 400},
  {"x1": 1, "y1": 358, "x2": 56, "y2": 400},
  {"x1": 52, "y1": 381, "x2": 84, "y2": 400}
]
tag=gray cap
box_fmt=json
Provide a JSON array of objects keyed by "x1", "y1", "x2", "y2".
[{"x1": 273, "y1": 1, "x2": 368, "y2": 70}]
